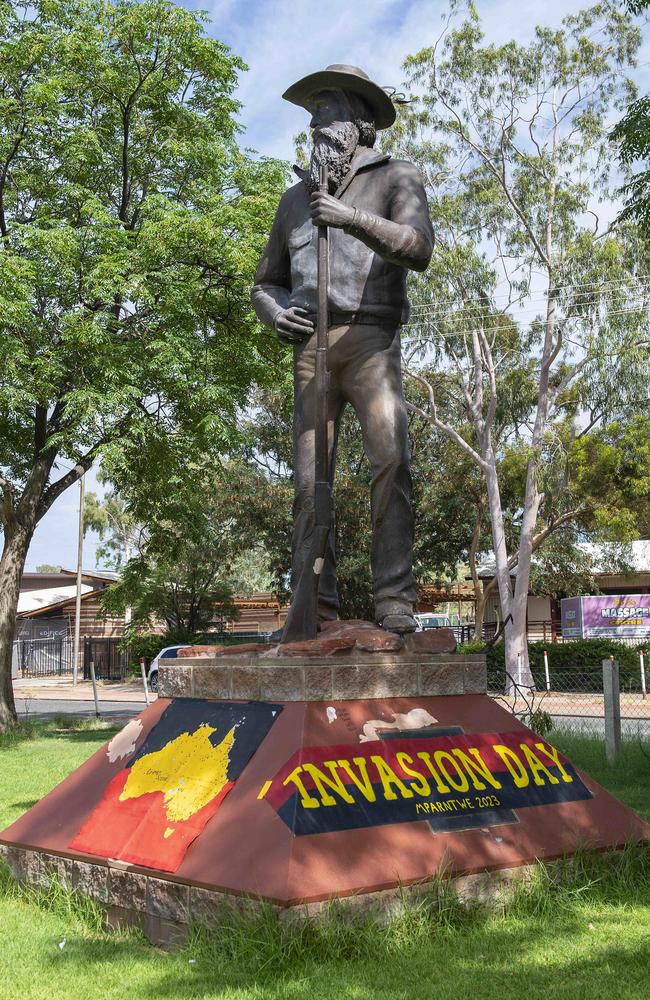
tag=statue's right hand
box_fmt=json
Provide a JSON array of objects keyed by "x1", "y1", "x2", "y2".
[{"x1": 274, "y1": 306, "x2": 314, "y2": 344}]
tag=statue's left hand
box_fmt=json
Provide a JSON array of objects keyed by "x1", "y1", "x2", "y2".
[{"x1": 310, "y1": 192, "x2": 355, "y2": 229}]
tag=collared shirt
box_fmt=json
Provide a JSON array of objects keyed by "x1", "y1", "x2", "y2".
[{"x1": 251, "y1": 147, "x2": 434, "y2": 328}]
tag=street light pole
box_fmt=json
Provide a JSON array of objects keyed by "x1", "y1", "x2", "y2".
[{"x1": 72, "y1": 475, "x2": 85, "y2": 686}]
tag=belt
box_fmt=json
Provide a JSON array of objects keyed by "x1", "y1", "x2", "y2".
[{"x1": 306, "y1": 310, "x2": 400, "y2": 329}]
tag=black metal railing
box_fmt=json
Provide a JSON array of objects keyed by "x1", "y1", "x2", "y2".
[
  {"x1": 16, "y1": 637, "x2": 74, "y2": 677},
  {"x1": 83, "y1": 636, "x2": 129, "y2": 681}
]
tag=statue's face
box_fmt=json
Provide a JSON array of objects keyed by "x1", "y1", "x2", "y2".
[
  {"x1": 305, "y1": 89, "x2": 359, "y2": 193},
  {"x1": 308, "y1": 90, "x2": 352, "y2": 137}
]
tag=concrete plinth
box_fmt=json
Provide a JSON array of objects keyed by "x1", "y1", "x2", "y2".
[{"x1": 158, "y1": 652, "x2": 487, "y2": 701}]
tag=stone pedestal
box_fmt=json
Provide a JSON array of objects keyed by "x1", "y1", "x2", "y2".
[{"x1": 158, "y1": 651, "x2": 487, "y2": 702}]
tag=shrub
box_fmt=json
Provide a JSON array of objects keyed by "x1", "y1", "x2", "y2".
[
  {"x1": 125, "y1": 632, "x2": 171, "y2": 667},
  {"x1": 456, "y1": 641, "x2": 484, "y2": 654},
  {"x1": 457, "y1": 641, "x2": 506, "y2": 685},
  {"x1": 125, "y1": 629, "x2": 267, "y2": 670},
  {"x1": 457, "y1": 638, "x2": 646, "y2": 692}
]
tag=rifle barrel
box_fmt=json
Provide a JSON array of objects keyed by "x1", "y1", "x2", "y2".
[
  {"x1": 280, "y1": 165, "x2": 331, "y2": 643},
  {"x1": 314, "y1": 164, "x2": 329, "y2": 497}
]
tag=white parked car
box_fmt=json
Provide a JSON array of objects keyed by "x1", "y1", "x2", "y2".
[
  {"x1": 147, "y1": 645, "x2": 190, "y2": 692},
  {"x1": 414, "y1": 613, "x2": 452, "y2": 631}
]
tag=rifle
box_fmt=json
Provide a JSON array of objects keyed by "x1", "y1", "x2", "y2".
[{"x1": 281, "y1": 164, "x2": 332, "y2": 642}]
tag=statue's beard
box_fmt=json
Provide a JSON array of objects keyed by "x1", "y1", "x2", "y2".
[{"x1": 307, "y1": 122, "x2": 359, "y2": 193}]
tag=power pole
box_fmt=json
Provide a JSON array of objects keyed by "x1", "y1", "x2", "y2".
[{"x1": 72, "y1": 475, "x2": 85, "y2": 686}]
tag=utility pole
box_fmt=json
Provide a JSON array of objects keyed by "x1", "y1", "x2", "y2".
[{"x1": 72, "y1": 475, "x2": 85, "y2": 686}]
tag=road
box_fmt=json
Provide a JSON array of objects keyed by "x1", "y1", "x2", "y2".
[{"x1": 16, "y1": 698, "x2": 147, "y2": 721}]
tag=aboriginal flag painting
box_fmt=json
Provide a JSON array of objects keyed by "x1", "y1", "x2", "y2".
[{"x1": 69, "y1": 699, "x2": 281, "y2": 872}]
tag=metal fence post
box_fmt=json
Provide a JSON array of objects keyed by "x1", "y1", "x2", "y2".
[
  {"x1": 140, "y1": 657, "x2": 150, "y2": 707},
  {"x1": 640, "y1": 648, "x2": 647, "y2": 700},
  {"x1": 89, "y1": 660, "x2": 101, "y2": 719},
  {"x1": 603, "y1": 657, "x2": 621, "y2": 764}
]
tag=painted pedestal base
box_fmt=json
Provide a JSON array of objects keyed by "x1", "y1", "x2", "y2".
[{"x1": 1, "y1": 654, "x2": 648, "y2": 948}]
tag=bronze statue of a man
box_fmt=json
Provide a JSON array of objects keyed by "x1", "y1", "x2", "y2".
[{"x1": 252, "y1": 64, "x2": 433, "y2": 633}]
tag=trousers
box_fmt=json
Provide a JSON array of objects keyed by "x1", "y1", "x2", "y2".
[{"x1": 292, "y1": 321, "x2": 416, "y2": 621}]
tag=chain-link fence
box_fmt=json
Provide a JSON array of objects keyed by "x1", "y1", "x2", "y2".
[
  {"x1": 467, "y1": 622, "x2": 649, "y2": 739},
  {"x1": 488, "y1": 650, "x2": 649, "y2": 740}
]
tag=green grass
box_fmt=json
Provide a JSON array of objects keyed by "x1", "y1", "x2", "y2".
[
  {"x1": 551, "y1": 730, "x2": 650, "y2": 822},
  {"x1": 0, "y1": 718, "x2": 120, "y2": 830},
  {"x1": 0, "y1": 722, "x2": 649, "y2": 1000}
]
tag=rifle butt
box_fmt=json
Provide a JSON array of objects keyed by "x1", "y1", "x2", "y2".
[{"x1": 280, "y1": 523, "x2": 331, "y2": 643}]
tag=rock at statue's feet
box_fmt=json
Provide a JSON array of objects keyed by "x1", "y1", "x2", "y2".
[{"x1": 379, "y1": 612, "x2": 418, "y2": 634}]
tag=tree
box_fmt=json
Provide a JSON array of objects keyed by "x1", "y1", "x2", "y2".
[
  {"x1": 34, "y1": 564, "x2": 60, "y2": 573},
  {"x1": 99, "y1": 433, "x2": 298, "y2": 632},
  {"x1": 101, "y1": 499, "x2": 240, "y2": 635},
  {"x1": 497, "y1": 414, "x2": 650, "y2": 608},
  {"x1": 0, "y1": 0, "x2": 286, "y2": 729},
  {"x1": 526, "y1": 531, "x2": 627, "y2": 603},
  {"x1": 611, "y1": 3, "x2": 650, "y2": 224},
  {"x1": 626, "y1": 2, "x2": 650, "y2": 11},
  {"x1": 227, "y1": 548, "x2": 273, "y2": 597},
  {"x1": 85, "y1": 486, "x2": 140, "y2": 569},
  {"x1": 406, "y1": 354, "x2": 539, "y2": 640},
  {"x1": 397, "y1": 1, "x2": 650, "y2": 686},
  {"x1": 95, "y1": 452, "x2": 276, "y2": 631}
]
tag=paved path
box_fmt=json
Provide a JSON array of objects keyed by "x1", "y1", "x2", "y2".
[
  {"x1": 13, "y1": 678, "x2": 153, "y2": 721},
  {"x1": 14, "y1": 678, "x2": 649, "y2": 734},
  {"x1": 13, "y1": 677, "x2": 153, "y2": 702},
  {"x1": 492, "y1": 689, "x2": 649, "y2": 719},
  {"x1": 16, "y1": 697, "x2": 147, "y2": 721}
]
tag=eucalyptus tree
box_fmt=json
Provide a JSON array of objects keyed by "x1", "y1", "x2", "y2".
[
  {"x1": 0, "y1": 0, "x2": 285, "y2": 729},
  {"x1": 397, "y1": 1, "x2": 650, "y2": 685},
  {"x1": 611, "y1": 2, "x2": 650, "y2": 225},
  {"x1": 85, "y1": 485, "x2": 140, "y2": 569}
]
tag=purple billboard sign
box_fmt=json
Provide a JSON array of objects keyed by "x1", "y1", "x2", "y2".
[
  {"x1": 560, "y1": 597, "x2": 583, "y2": 639},
  {"x1": 561, "y1": 595, "x2": 650, "y2": 639}
]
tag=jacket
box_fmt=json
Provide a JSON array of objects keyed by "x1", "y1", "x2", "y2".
[{"x1": 251, "y1": 147, "x2": 434, "y2": 328}]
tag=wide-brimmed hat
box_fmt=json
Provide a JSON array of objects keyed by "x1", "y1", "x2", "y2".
[{"x1": 282, "y1": 64, "x2": 396, "y2": 130}]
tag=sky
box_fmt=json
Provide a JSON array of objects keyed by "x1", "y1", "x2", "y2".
[
  {"x1": 202, "y1": 0, "x2": 590, "y2": 158},
  {"x1": 24, "y1": 0, "x2": 650, "y2": 571}
]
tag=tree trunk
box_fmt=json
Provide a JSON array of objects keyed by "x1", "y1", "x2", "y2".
[
  {"x1": 0, "y1": 447, "x2": 83, "y2": 729},
  {"x1": 0, "y1": 526, "x2": 33, "y2": 731},
  {"x1": 506, "y1": 447, "x2": 543, "y2": 691},
  {"x1": 483, "y1": 450, "x2": 513, "y2": 607},
  {"x1": 508, "y1": 564, "x2": 535, "y2": 690},
  {"x1": 473, "y1": 584, "x2": 487, "y2": 642},
  {"x1": 468, "y1": 496, "x2": 487, "y2": 642},
  {"x1": 504, "y1": 610, "x2": 530, "y2": 694},
  {"x1": 481, "y1": 448, "x2": 536, "y2": 691}
]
